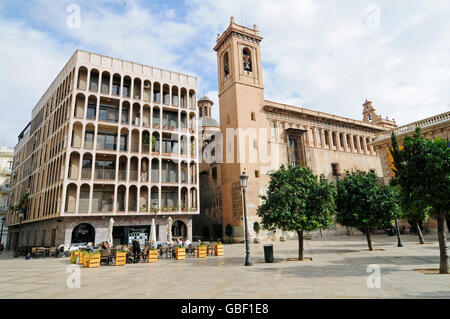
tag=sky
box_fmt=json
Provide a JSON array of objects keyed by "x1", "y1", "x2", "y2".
[{"x1": 0, "y1": 0, "x2": 449, "y2": 148}]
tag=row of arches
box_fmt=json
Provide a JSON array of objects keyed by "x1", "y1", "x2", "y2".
[
  {"x1": 269, "y1": 120, "x2": 376, "y2": 155},
  {"x1": 73, "y1": 93, "x2": 197, "y2": 131},
  {"x1": 70, "y1": 121, "x2": 198, "y2": 157},
  {"x1": 68, "y1": 151, "x2": 198, "y2": 184},
  {"x1": 65, "y1": 184, "x2": 198, "y2": 213},
  {"x1": 77, "y1": 66, "x2": 197, "y2": 108}
]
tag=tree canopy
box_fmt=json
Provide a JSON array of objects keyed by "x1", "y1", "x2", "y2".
[
  {"x1": 390, "y1": 127, "x2": 449, "y2": 273},
  {"x1": 258, "y1": 165, "x2": 336, "y2": 259},
  {"x1": 335, "y1": 170, "x2": 400, "y2": 250}
]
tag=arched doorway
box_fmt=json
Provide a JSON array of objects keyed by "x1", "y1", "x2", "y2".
[
  {"x1": 71, "y1": 223, "x2": 95, "y2": 244},
  {"x1": 172, "y1": 220, "x2": 187, "y2": 239}
]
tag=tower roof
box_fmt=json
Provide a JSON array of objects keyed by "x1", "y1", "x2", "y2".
[{"x1": 198, "y1": 95, "x2": 212, "y2": 103}]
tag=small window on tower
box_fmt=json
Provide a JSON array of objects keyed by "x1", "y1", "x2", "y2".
[
  {"x1": 224, "y1": 52, "x2": 230, "y2": 78},
  {"x1": 251, "y1": 112, "x2": 256, "y2": 121},
  {"x1": 243, "y1": 48, "x2": 252, "y2": 72},
  {"x1": 255, "y1": 170, "x2": 260, "y2": 178}
]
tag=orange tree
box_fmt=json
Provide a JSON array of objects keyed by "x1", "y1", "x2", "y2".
[
  {"x1": 390, "y1": 127, "x2": 449, "y2": 274},
  {"x1": 257, "y1": 165, "x2": 336, "y2": 260},
  {"x1": 335, "y1": 170, "x2": 400, "y2": 251}
]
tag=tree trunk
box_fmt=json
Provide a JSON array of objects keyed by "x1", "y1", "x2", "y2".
[
  {"x1": 365, "y1": 231, "x2": 374, "y2": 251},
  {"x1": 414, "y1": 221, "x2": 425, "y2": 244},
  {"x1": 437, "y1": 209, "x2": 449, "y2": 274},
  {"x1": 297, "y1": 230, "x2": 304, "y2": 260}
]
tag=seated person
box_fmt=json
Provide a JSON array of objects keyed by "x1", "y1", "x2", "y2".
[{"x1": 184, "y1": 238, "x2": 191, "y2": 248}]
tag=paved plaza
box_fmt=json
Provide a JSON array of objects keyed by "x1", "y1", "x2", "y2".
[{"x1": 0, "y1": 234, "x2": 449, "y2": 299}]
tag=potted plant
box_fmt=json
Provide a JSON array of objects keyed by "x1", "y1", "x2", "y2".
[
  {"x1": 163, "y1": 124, "x2": 168, "y2": 129},
  {"x1": 88, "y1": 251, "x2": 101, "y2": 268},
  {"x1": 78, "y1": 249, "x2": 85, "y2": 265},
  {"x1": 253, "y1": 221, "x2": 261, "y2": 243},
  {"x1": 162, "y1": 206, "x2": 169, "y2": 212},
  {"x1": 197, "y1": 243, "x2": 207, "y2": 258},
  {"x1": 214, "y1": 242, "x2": 224, "y2": 256},
  {"x1": 140, "y1": 204, "x2": 147, "y2": 212},
  {"x1": 70, "y1": 250, "x2": 80, "y2": 264},
  {"x1": 115, "y1": 249, "x2": 127, "y2": 266},
  {"x1": 153, "y1": 123, "x2": 159, "y2": 129},
  {"x1": 148, "y1": 248, "x2": 158, "y2": 263},
  {"x1": 83, "y1": 251, "x2": 90, "y2": 267},
  {"x1": 175, "y1": 246, "x2": 186, "y2": 260},
  {"x1": 181, "y1": 204, "x2": 187, "y2": 211}
]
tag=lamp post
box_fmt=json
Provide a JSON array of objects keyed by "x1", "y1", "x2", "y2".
[
  {"x1": 14, "y1": 212, "x2": 24, "y2": 258},
  {"x1": 395, "y1": 219, "x2": 403, "y2": 247},
  {"x1": 153, "y1": 199, "x2": 158, "y2": 241},
  {"x1": 240, "y1": 172, "x2": 252, "y2": 266},
  {"x1": 0, "y1": 216, "x2": 5, "y2": 245}
]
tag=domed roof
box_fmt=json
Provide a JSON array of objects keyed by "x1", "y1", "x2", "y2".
[
  {"x1": 198, "y1": 95, "x2": 213, "y2": 103},
  {"x1": 199, "y1": 116, "x2": 219, "y2": 128}
]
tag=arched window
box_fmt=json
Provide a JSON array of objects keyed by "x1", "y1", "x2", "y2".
[
  {"x1": 224, "y1": 52, "x2": 230, "y2": 77},
  {"x1": 243, "y1": 48, "x2": 252, "y2": 72}
]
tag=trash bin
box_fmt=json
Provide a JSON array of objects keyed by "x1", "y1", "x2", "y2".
[{"x1": 263, "y1": 244, "x2": 274, "y2": 263}]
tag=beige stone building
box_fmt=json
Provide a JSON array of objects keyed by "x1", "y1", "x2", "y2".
[
  {"x1": 6, "y1": 50, "x2": 200, "y2": 249},
  {"x1": 196, "y1": 18, "x2": 397, "y2": 240},
  {"x1": 0, "y1": 146, "x2": 13, "y2": 245},
  {"x1": 371, "y1": 111, "x2": 450, "y2": 185}
]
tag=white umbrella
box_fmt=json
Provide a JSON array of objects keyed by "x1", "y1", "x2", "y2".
[
  {"x1": 107, "y1": 218, "x2": 115, "y2": 246},
  {"x1": 151, "y1": 218, "x2": 157, "y2": 245},
  {"x1": 167, "y1": 217, "x2": 173, "y2": 243}
]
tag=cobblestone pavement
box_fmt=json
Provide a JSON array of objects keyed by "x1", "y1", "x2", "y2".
[{"x1": 0, "y1": 234, "x2": 449, "y2": 299}]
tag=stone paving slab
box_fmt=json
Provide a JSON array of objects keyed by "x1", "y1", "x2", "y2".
[{"x1": 0, "y1": 234, "x2": 449, "y2": 298}]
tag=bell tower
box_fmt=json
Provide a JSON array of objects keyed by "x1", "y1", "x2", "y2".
[{"x1": 213, "y1": 17, "x2": 265, "y2": 238}]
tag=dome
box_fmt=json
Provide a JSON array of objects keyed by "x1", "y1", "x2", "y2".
[
  {"x1": 198, "y1": 95, "x2": 213, "y2": 104},
  {"x1": 199, "y1": 116, "x2": 219, "y2": 128}
]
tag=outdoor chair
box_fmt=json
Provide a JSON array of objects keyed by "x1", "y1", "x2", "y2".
[
  {"x1": 186, "y1": 244, "x2": 195, "y2": 257},
  {"x1": 100, "y1": 249, "x2": 111, "y2": 265},
  {"x1": 49, "y1": 247, "x2": 58, "y2": 258}
]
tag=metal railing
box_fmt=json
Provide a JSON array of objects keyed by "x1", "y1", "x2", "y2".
[
  {"x1": 94, "y1": 168, "x2": 115, "y2": 180},
  {"x1": 81, "y1": 168, "x2": 92, "y2": 179}
]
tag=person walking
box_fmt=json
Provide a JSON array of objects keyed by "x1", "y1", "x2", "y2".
[{"x1": 132, "y1": 237, "x2": 141, "y2": 263}]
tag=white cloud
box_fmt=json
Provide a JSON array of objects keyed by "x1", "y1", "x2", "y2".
[{"x1": 1, "y1": 0, "x2": 449, "y2": 148}]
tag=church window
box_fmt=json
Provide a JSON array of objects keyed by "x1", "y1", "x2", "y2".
[
  {"x1": 251, "y1": 112, "x2": 256, "y2": 121},
  {"x1": 224, "y1": 52, "x2": 230, "y2": 78},
  {"x1": 243, "y1": 48, "x2": 252, "y2": 72}
]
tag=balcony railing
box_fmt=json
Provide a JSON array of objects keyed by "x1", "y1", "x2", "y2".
[
  {"x1": 81, "y1": 168, "x2": 92, "y2": 179},
  {"x1": 94, "y1": 168, "x2": 115, "y2": 180},
  {"x1": 374, "y1": 111, "x2": 450, "y2": 141},
  {"x1": 118, "y1": 170, "x2": 127, "y2": 181},
  {"x1": 129, "y1": 171, "x2": 138, "y2": 181}
]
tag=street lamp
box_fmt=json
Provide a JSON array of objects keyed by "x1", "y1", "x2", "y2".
[
  {"x1": 0, "y1": 216, "x2": 5, "y2": 246},
  {"x1": 14, "y1": 212, "x2": 24, "y2": 258},
  {"x1": 240, "y1": 171, "x2": 252, "y2": 266},
  {"x1": 153, "y1": 199, "x2": 159, "y2": 241}
]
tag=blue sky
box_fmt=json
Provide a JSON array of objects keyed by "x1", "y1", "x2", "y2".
[{"x1": 0, "y1": 0, "x2": 449, "y2": 148}]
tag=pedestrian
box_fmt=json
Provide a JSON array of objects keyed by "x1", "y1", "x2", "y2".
[{"x1": 132, "y1": 237, "x2": 141, "y2": 263}]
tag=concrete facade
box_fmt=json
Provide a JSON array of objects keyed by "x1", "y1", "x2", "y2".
[{"x1": 6, "y1": 50, "x2": 200, "y2": 249}]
